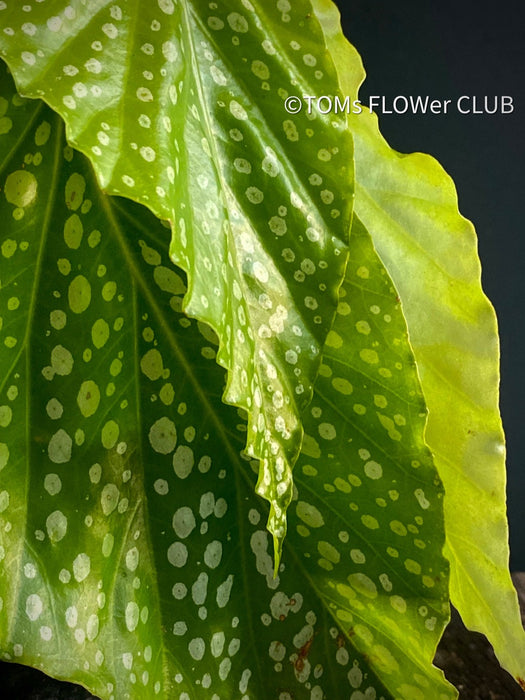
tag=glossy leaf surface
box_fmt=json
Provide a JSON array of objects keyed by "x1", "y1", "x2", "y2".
[
  {"x1": 0, "y1": 0, "x2": 355, "y2": 558},
  {"x1": 0, "y1": 66, "x2": 453, "y2": 699},
  {"x1": 315, "y1": 2, "x2": 525, "y2": 683}
]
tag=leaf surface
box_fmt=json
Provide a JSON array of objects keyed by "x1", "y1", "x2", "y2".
[
  {"x1": 315, "y1": 2, "x2": 525, "y2": 682},
  {"x1": 0, "y1": 0, "x2": 354, "y2": 559},
  {"x1": 0, "y1": 66, "x2": 454, "y2": 699}
]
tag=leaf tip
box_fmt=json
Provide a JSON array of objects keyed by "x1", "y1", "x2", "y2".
[{"x1": 272, "y1": 534, "x2": 282, "y2": 579}]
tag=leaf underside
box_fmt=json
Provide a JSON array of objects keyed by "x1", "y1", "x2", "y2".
[
  {"x1": 0, "y1": 64, "x2": 454, "y2": 699},
  {"x1": 0, "y1": 0, "x2": 357, "y2": 562}
]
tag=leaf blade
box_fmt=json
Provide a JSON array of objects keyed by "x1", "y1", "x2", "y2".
[
  {"x1": 0, "y1": 65, "x2": 454, "y2": 698},
  {"x1": 315, "y1": 4, "x2": 525, "y2": 681},
  {"x1": 0, "y1": 0, "x2": 355, "y2": 558}
]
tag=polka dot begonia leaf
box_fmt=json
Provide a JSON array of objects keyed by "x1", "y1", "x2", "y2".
[
  {"x1": 0, "y1": 0, "x2": 356, "y2": 563},
  {"x1": 0, "y1": 64, "x2": 456, "y2": 698}
]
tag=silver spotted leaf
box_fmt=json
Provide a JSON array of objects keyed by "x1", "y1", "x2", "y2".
[
  {"x1": 314, "y1": 6, "x2": 525, "y2": 684},
  {"x1": 0, "y1": 66, "x2": 454, "y2": 698},
  {"x1": 0, "y1": 0, "x2": 355, "y2": 561}
]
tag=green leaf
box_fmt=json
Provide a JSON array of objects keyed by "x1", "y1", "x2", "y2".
[
  {"x1": 294, "y1": 214, "x2": 454, "y2": 700},
  {"x1": 0, "y1": 64, "x2": 454, "y2": 698},
  {"x1": 0, "y1": 0, "x2": 355, "y2": 559},
  {"x1": 316, "y1": 2, "x2": 525, "y2": 683}
]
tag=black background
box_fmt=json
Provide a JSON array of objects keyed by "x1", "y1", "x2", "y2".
[{"x1": 334, "y1": 0, "x2": 525, "y2": 569}]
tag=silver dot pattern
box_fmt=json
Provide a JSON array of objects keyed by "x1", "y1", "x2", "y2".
[
  {"x1": 0, "y1": 0, "x2": 355, "y2": 557},
  {"x1": 0, "y1": 65, "x2": 453, "y2": 699}
]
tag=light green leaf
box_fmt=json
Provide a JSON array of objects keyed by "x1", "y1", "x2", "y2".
[
  {"x1": 0, "y1": 65, "x2": 454, "y2": 699},
  {"x1": 0, "y1": 0, "x2": 354, "y2": 559},
  {"x1": 316, "y1": 2, "x2": 525, "y2": 684},
  {"x1": 294, "y1": 215, "x2": 454, "y2": 700}
]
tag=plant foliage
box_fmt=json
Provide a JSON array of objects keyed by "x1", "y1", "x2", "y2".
[
  {"x1": 0, "y1": 1, "x2": 523, "y2": 698},
  {"x1": 0, "y1": 0, "x2": 356, "y2": 565}
]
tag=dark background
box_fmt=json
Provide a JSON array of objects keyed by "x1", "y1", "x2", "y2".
[{"x1": 334, "y1": 0, "x2": 525, "y2": 569}]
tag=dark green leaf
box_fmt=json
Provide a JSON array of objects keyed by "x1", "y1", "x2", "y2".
[
  {"x1": 0, "y1": 65, "x2": 453, "y2": 699},
  {"x1": 0, "y1": 0, "x2": 356, "y2": 558}
]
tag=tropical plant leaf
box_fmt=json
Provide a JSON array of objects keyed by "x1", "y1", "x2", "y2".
[
  {"x1": 0, "y1": 64, "x2": 454, "y2": 699},
  {"x1": 293, "y1": 214, "x2": 454, "y2": 700},
  {"x1": 315, "y1": 2, "x2": 525, "y2": 685},
  {"x1": 0, "y1": 0, "x2": 355, "y2": 561}
]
